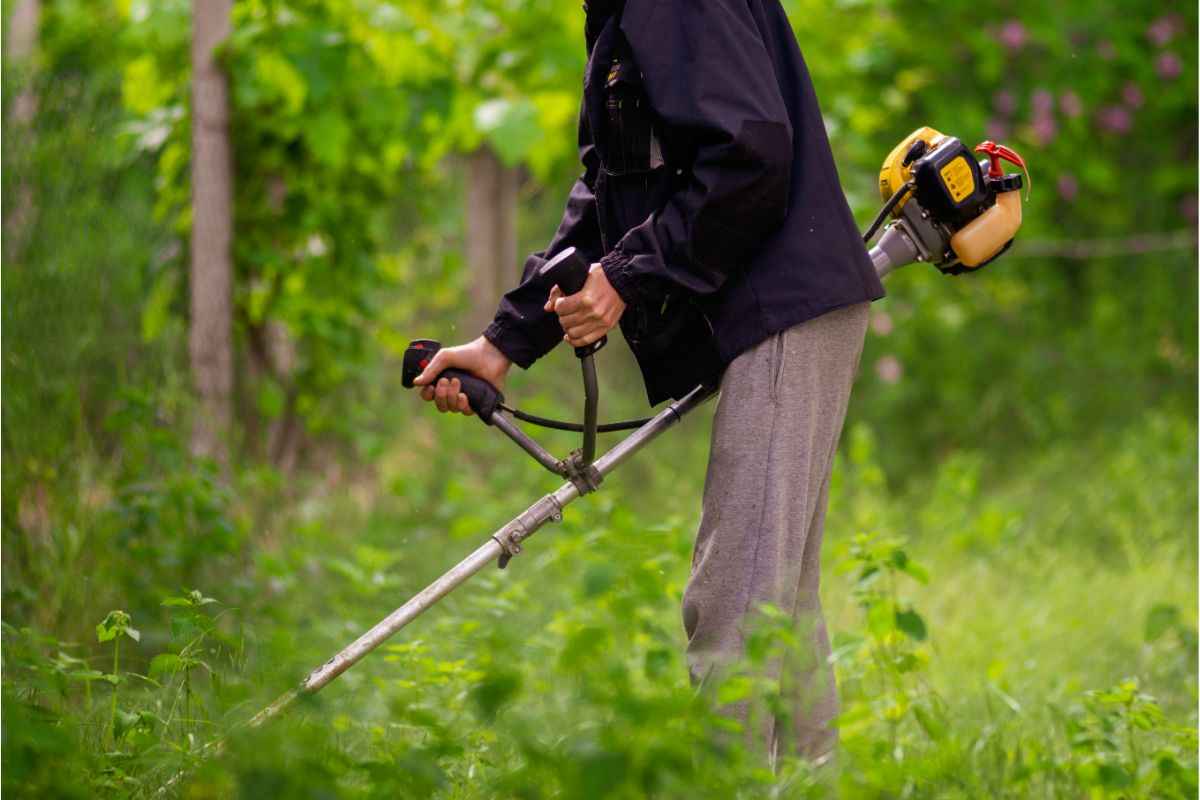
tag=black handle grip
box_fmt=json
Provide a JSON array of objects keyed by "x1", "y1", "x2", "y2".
[
  {"x1": 402, "y1": 340, "x2": 504, "y2": 424},
  {"x1": 538, "y1": 247, "x2": 591, "y2": 295},
  {"x1": 538, "y1": 247, "x2": 608, "y2": 357}
]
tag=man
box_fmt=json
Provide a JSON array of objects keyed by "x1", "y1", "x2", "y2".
[{"x1": 414, "y1": 0, "x2": 883, "y2": 765}]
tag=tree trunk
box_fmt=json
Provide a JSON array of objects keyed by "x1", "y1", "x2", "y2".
[
  {"x1": 465, "y1": 147, "x2": 519, "y2": 335},
  {"x1": 189, "y1": 0, "x2": 235, "y2": 465},
  {"x1": 7, "y1": 0, "x2": 38, "y2": 113},
  {"x1": 4, "y1": 0, "x2": 40, "y2": 258}
]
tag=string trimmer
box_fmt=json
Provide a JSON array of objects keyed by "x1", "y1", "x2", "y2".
[{"x1": 160, "y1": 127, "x2": 1028, "y2": 790}]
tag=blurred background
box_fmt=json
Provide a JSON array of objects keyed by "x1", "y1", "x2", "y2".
[{"x1": 2, "y1": 1, "x2": 1196, "y2": 797}]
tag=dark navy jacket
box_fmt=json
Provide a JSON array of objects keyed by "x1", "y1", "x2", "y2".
[{"x1": 483, "y1": 0, "x2": 884, "y2": 405}]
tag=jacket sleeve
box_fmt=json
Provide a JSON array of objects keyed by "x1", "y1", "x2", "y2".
[
  {"x1": 482, "y1": 107, "x2": 604, "y2": 369},
  {"x1": 598, "y1": 0, "x2": 794, "y2": 305}
]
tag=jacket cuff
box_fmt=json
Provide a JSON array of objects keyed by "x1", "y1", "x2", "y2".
[
  {"x1": 482, "y1": 320, "x2": 536, "y2": 370},
  {"x1": 599, "y1": 248, "x2": 640, "y2": 306}
]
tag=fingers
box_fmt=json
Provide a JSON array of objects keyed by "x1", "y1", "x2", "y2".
[
  {"x1": 554, "y1": 289, "x2": 619, "y2": 346},
  {"x1": 564, "y1": 323, "x2": 608, "y2": 347},
  {"x1": 552, "y1": 292, "x2": 584, "y2": 317},
  {"x1": 428, "y1": 377, "x2": 472, "y2": 414},
  {"x1": 557, "y1": 307, "x2": 605, "y2": 329},
  {"x1": 434, "y1": 377, "x2": 453, "y2": 412},
  {"x1": 555, "y1": 294, "x2": 619, "y2": 330},
  {"x1": 543, "y1": 285, "x2": 564, "y2": 312},
  {"x1": 562, "y1": 320, "x2": 601, "y2": 340},
  {"x1": 565, "y1": 331, "x2": 602, "y2": 347},
  {"x1": 412, "y1": 350, "x2": 450, "y2": 386}
]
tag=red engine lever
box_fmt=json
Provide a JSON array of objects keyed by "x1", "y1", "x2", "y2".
[{"x1": 975, "y1": 140, "x2": 1031, "y2": 198}]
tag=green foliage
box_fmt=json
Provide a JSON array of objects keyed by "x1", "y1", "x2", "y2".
[
  {"x1": 786, "y1": 0, "x2": 1198, "y2": 475},
  {"x1": 5, "y1": 412, "x2": 1196, "y2": 797},
  {"x1": 3, "y1": 0, "x2": 1196, "y2": 797},
  {"x1": 1064, "y1": 679, "x2": 1198, "y2": 798},
  {"x1": 2, "y1": 2, "x2": 174, "y2": 508},
  {"x1": 113, "y1": 0, "x2": 586, "y2": 443},
  {"x1": 97, "y1": 610, "x2": 141, "y2": 645}
]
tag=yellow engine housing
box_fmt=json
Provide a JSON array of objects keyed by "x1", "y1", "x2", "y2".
[{"x1": 878, "y1": 126, "x2": 947, "y2": 210}]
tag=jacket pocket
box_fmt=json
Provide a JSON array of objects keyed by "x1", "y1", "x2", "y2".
[
  {"x1": 601, "y1": 55, "x2": 664, "y2": 177},
  {"x1": 622, "y1": 291, "x2": 723, "y2": 404}
]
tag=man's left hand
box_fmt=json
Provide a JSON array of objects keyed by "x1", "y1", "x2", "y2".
[{"x1": 544, "y1": 263, "x2": 626, "y2": 348}]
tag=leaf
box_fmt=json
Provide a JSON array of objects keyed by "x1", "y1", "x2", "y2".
[
  {"x1": 856, "y1": 564, "x2": 880, "y2": 587},
  {"x1": 644, "y1": 648, "x2": 672, "y2": 679},
  {"x1": 305, "y1": 111, "x2": 351, "y2": 169},
  {"x1": 898, "y1": 558, "x2": 930, "y2": 585},
  {"x1": 716, "y1": 676, "x2": 752, "y2": 705},
  {"x1": 895, "y1": 608, "x2": 927, "y2": 641},
  {"x1": 97, "y1": 610, "x2": 133, "y2": 643},
  {"x1": 473, "y1": 98, "x2": 539, "y2": 165},
  {"x1": 170, "y1": 615, "x2": 200, "y2": 643},
  {"x1": 913, "y1": 704, "x2": 947, "y2": 740},
  {"x1": 124, "y1": 627, "x2": 141, "y2": 643},
  {"x1": 1095, "y1": 763, "x2": 1133, "y2": 789},
  {"x1": 469, "y1": 671, "x2": 522, "y2": 722},
  {"x1": 190, "y1": 590, "x2": 218, "y2": 606},
  {"x1": 988, "y1": 682, "x2": 1023, "y2": 714},
  {"x1": 1144, "y1": 603, "x2": 1180, "y2": 642},
  {"x1": 252, "y1": 51, "x2": 308, "y2": 115},
  {"x1": 867, "y1": 599, "x2": 895, "y2": 638},
  {"x1": 122, "y1": 55, "x2": 174, "y2": 115},
  {"x1": 582, "y1": 563, "x2": 616, "y2": 598},
  {"x1": 149, "y1": 653, "x2": 183, "y2": 679},
  {"x1": 141, "y1": 268, "x2": 178, "y2": 343},
  {"x1": 114, "y1": 709, "x2": 140, "y2": 740}
]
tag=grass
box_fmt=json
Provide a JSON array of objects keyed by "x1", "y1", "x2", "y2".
[{"x1": 2, "y1": 384, "x2": 1196, "y2": 798}]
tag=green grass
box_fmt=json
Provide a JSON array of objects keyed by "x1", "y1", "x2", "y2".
[{"x1": 9, "y1": 396, "x2": 1194, "y2": 798}]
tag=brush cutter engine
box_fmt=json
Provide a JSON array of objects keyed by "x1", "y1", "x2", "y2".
[{"x1": 867, "y1": 126, "x2": 1029, "y2": 277}]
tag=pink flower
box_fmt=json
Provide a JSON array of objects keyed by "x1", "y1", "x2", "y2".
[
  {"x1": 993, "y1": 89, "x2": 1017, "y2": 116},
  {"x1": 1122, "y1": 82, "x2": 1144, "y2": 109},
  {"x1": 1147, "y1": 15, "x2": 1179, "y2": 47},
  {"x1": 1096, "y1": 40, "x2": 1117, "y2": 61},
  {"x1": 985, "y1": 119, "x2": 1010, "y2": 141},
  {"x1": 1097, "y1": 105, "x2": 1132, "y2": 135},
  {"x1": 997, "y1": 20, "x2": 1027, "y2": 51},
  {"x1": 875, "y1": 356, "x2": 903, "y2": 385},
  {"x1": 1156, "y1": 52, "x2": 1182, "y2": 80},
  {"x1": 1057, "y1": 174, "x2": 1078, "y2": 202},
  {"x1": 1180, "y1": 195, "x2": 1198, "y2": 224},
  {"x1": 1032, "y1": 115, "x2": 1057, "y2": 146},
  {"x1": 870, "y1": 310, "x2": 894, "y2": 337},
  {"x1": 1031, "y1": 89, "x2": 1055, "y2": 116},
  {"x1": 1060, "y1": 91, "x2": 1083, "y2": 119}
]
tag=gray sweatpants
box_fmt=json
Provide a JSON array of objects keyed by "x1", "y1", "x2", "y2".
[{"x1": 682, "y1": 302, "x2": 869, "y2": 765}]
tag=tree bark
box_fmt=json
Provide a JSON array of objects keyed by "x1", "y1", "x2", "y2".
[
  {"x1": 4, "y1": 0, "x2": 40, "y2": 258},
  {"x1": 465, "y1": 147, "x2": 519, "y2": 335},
  {"x1": 7, "y1": 0, "x2": 38, "y2": 118},
  {"x1": 189, "y1": 0, "x2": 235, "y2": 464}
]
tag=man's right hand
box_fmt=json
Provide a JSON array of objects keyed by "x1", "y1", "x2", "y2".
[{"x1": 412, "y1": 336, "x2": 512, "y2": 415}]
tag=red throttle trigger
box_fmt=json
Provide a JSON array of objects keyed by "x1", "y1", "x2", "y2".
[
  {"x1": 975, "y1": 140, "x2": 1031, "y2": 198},
  {"x1": 402, "y1": 339, "x2": 440, "y2": 388}
]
